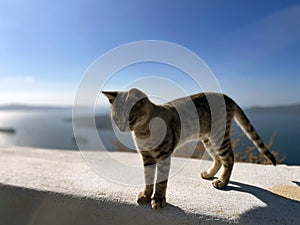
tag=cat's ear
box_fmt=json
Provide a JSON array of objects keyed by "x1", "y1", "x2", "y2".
[
  {"x1": 102, "y1": 91, "x2": 119, "y2": 104},
  {"x1": 129, "y1": 88, "x2": 146, "y2": 100}
]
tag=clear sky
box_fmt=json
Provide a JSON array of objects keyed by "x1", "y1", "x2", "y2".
[{"x1": 0, "y1": 0, "x2": 299, "y2": 107}]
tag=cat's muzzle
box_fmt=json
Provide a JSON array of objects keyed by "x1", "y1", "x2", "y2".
[{"x1": 118, "y1": 124, "x2": 131, "y2": 132}]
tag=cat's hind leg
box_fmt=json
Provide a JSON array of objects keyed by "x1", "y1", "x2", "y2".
[
  {"x1": 200, "y1": 138, "x2": 222, "y2": 179},
  {"x1": 201, "y1": 156, "x2": 221, "y2": 179},
  {"x1": 212, "y1": 139, "x2": 234, "y2": 189}
]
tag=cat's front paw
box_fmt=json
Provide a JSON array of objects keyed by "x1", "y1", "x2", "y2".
[
  {"x1": 212, "y1": 179, "x2": 227, "y2": 189},
  {"x1": 151, "y1": 197, "x2": 166, "y2": 209},
  {"x1": 137, "y1": 191, "x2": 151, "y2": 205}
]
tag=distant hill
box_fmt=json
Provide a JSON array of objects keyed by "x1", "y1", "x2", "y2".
[
  {"x1": 68, "y1": 114, "x2": 112, "y2": 129},
  {"x1": 0, "y1": 104, "x2": 71, "y2": 111},
  {"x1": 246, "y1": 103, "x2": 300, "y2": 114}
]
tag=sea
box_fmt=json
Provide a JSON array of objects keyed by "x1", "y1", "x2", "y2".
[{"x1": 0, "y1": 109, "x2": 299, "y2": 165}]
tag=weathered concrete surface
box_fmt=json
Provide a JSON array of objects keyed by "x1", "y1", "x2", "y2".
[{"x1": 0, "y1": 147, "x2": 299, "y2": 225}]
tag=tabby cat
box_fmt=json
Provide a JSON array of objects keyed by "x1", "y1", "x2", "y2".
[{"x1": 103, "y1": 88, "x2": 276, "y2": 209}]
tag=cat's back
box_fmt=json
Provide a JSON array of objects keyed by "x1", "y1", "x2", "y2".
[
  {"x1": 163, "y1": 92, "x2": 235, "y2": 130},
  {"x1": 165, "y1": 92, "x2": 232, "y2": 109}
]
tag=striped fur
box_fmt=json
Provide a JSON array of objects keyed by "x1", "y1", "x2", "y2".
[{"x1": 103, "y1": 88, "x2": 276, "y2": 209}]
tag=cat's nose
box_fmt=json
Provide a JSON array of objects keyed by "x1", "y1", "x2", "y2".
[
  {"x1": 118, "y1": 124, "x2": 129, "y2": 132},
  {"x1": 119, "y1": 127, "x2": 126, "y2": 132}
]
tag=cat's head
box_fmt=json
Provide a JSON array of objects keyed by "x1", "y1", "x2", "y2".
[{"x1": 102, "y1": 88, "x2": 151, "y2": 132}]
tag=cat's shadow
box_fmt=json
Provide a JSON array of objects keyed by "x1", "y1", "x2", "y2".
[
  {"x1": 140, "y1": 179, "x2": 299, "y2": 224},
  {"x1": 161, "y1": 179, "x2": 300, "y2": 224},
  {"x1": 220, "y1": 180, "x2": 300, "y2": 223}
]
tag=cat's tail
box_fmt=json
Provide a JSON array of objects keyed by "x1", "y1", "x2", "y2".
[{"x1": 233, "y1": 103, "x2": 277, "y2": 165}]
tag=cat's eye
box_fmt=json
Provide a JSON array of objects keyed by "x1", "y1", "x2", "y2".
[{"x1": 129, "y1": 115, "x2": 135, "y2": 122}]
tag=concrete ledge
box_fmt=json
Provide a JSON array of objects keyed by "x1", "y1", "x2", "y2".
[{"x1": 0, "y1": 147, "x2": 299, "y2": 225}]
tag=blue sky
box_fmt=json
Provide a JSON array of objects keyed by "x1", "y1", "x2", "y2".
[{"x1": 0, "y1": 0, "x2": 299, "y2": 107}]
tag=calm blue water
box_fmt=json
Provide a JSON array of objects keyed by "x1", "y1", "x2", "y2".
[
  {"x1": 0, "y1": 110, "x2": 76, "y2": 149},
  {"x1": 243, "y1": 112, "x2": 300, "y2": 165},
  {"x1": 0, "y1": 110, "x2": 299, "y2": 165}
]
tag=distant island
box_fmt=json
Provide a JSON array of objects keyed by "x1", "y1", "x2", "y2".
[
  {"x1": 0, "y1": 127, "x2": 16, "y2": 134},
  {"x1": 68, "y1": 114, "x2": 113, "y2": 129},
  {"x1": 246, "y1": 103, "x2": 300, "y2": 114}
]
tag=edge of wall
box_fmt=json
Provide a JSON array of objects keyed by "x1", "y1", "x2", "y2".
[{"x1": 0, "y1": 147, "x2": 299, "y2": 225}]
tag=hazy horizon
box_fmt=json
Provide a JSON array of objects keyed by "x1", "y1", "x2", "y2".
[{"x1": 1, "y1": 99, "x2": 300, "y2": 110}]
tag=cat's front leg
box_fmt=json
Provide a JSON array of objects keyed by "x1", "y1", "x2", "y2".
[
  {"x1": 137, "y1": 184, "x2": 153, "y2": 205},
  {"x1": 137, "y1": 153, "x2": 156, "y2": 205},
  {"x1": 151, "y1": 156, "x2": 171, "y2": 209}
]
